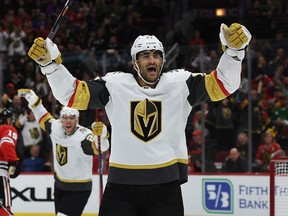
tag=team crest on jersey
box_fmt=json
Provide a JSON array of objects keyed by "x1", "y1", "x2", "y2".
[
  {"x1": 56, "y1": 143, "x2": 68, "y2": 166},
  {"x1": 29, "y1": 127, "x2": 40, "y2": 139},
  {"x1": 130, "y1": 98, "x2": 161, "y2": 142}
]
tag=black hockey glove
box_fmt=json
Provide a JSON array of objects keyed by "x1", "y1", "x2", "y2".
[{"x1": 8, "y1": 160, "x2": 21, "y2": 179}]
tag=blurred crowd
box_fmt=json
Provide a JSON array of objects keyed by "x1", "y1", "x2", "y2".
[
  {"x1": 185, "y1": 36, "x2": 288, "y2": 173},
  {"x1": 1, "y1": 0, "x2": 288, "y2": 174},
  {"x1": 0, "y1": 0, "x2": 176, "y2": 174}
]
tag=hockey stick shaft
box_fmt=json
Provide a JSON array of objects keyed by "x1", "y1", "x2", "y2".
[
  {"x1": 47, "y1": 0, "x2": 73, "y2": 40},
  {"x1": 95, "y1": 110, "x2": 104, "y2": 201}
]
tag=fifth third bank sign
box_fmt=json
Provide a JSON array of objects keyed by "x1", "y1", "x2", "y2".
[{"x1": 203, "y1": 179, "x2": 234, "y2": 214}]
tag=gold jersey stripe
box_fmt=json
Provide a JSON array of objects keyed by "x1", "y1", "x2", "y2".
[
  {"x1": 205, "y1": 70, "x2": 229, "y2": 101},
  {"x1": 68, "y1": 80, "x2": 90, "y2": 110},
  {"x1": 39, "y1": 113, "x2": 53, "y2": 131},
  {"x1": 55, "y1": 172, "x2": 92, "y2": 183},
  {"x1": 109, "y1": 158, "x2": 188, "y2": 169}
]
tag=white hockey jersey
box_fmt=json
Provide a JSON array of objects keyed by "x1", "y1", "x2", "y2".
[
  {"x1": 31, "y1": 104, "x2": 97, "y2": 191},
  {"x1": 44, "y1": 53, "x2": 242, "y2": 185}
]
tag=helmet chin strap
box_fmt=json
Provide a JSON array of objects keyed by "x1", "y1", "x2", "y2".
[{"x1": 133, "y1": 61, "x2": 164, "y2": 86}]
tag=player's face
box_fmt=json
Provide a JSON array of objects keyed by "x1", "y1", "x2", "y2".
[
  {"x1": 136, "y1": 50, "x2": 163, "y2": 86},
  {"x1": 61, "y1": 115, "x2": 78, "y2": 134},
  {"x1": 6, "y1": 117, "x2": 12, "y2": 126}
]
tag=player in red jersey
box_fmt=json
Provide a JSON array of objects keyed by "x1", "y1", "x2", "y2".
[{"x1": 0, "y1": 108, "x2": 21, "y2": 216}]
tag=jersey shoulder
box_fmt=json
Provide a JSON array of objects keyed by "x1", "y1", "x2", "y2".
[
  {"x1": 161, "y1": 69, "x2": 192, "y2": 81},
  {"x1": 102, "y1": 71, "x2": 135, "y2": 83},
  {"x1": 0, "y1": 125, "x2": 18, "y2": 142},
  {"x1": 76, "y1": 125, "x2": 93, "y2": 137},
  {"x1": 0, "y1": 125, "x2": 18, "y2": 134}
]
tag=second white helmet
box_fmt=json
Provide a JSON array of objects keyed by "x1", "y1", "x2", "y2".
[{"x1": 60, "y1": 107, "x2": 79, "y2": 118}]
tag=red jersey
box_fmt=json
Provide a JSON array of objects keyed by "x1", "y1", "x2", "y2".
[
  {"x1": 256, "y1": 142, "x2": 281, "y2": 164},
  {"x1": 0, "y1": 125, "x2": 19, "y2": 177}
]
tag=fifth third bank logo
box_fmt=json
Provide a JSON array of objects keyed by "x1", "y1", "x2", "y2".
[{"x1": 203, "y1": 179, "x2": 233, "y2": 214}]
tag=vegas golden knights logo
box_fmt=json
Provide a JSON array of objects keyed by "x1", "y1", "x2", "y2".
[
  {"x1": 56, "y1": 143, "x2": 68, "y2": 166},
  {"x1": 222, "y1": 107, "x2": 232, "y2": 119},
  {"x1": 29, "y1": 127, "x2": 40, "y2": 139},
  {"x1": 131, "y1": 98, "x2": 161, "y2": 142}
]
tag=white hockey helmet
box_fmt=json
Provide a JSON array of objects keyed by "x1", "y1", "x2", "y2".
[
  {"x1": 131, "y1": 35, "x2": 165, "y2": 61},
  {"x1": 60, "y1": 107, "x2": 79, "y2": 118}
]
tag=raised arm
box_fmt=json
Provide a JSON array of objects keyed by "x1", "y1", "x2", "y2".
[
  {"x1": 18, "y1": 88, "x2": 54, "y2": 132},
  {"x1": 217, "y1": 23, "x2": 251, "y2": 94},
  {"x1": 28, "y1": 38, "x2": 77, "y2": 106}
]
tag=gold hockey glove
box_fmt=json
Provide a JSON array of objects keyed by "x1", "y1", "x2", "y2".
[
  {"x1": 219, "y1": 23, "x2": 251, "y2": 61},
  {"x1": 221, "y1": 23, "x2": 248, "y2": 49},
  {"x1": 18, "y1": 88, "x2": 41, "y2": 109},
  {"x1": 28, "y1": 37, "x2": 62, "y2": 67},
  {"x1": 91, "y1": 121, "x2": 109, "y2": 139}
]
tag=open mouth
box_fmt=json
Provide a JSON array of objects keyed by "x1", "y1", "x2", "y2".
[{"x1": 147, "y1": 66, "x2": 157, "y2": 75}]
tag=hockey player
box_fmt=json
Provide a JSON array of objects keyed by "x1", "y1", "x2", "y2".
[
  {"x1": 18, "y1": 89, "x2": 109, "y2": 216},
  {"x1": 0, "y1": 108, "x2": 21, "y2": 216},
  {"x1": 28, "y1": 23, "x2": 251, "y2": 216}
]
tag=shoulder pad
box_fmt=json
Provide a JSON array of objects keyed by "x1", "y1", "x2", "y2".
[
  {"x1": 165, "y1": 69, "x2": 186, "y2": 73},
  {"x1": 102, "y1": 71, "x2": 134, "y2": 82}
]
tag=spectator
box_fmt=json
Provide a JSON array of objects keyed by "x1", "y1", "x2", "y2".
[
  {"x1": 255, "y1": 128, "x2": 284, "y2": 172},
  {"x1": 235, "y1": 132, "x2": 249, "y2": 160},
  {"x1": 253, "y1": 55, "x2": 273, "y2": 78},
  {"x1": 189, "y1": 130, "x2": 202, "y2": 172},
  {"x1": 190, "y1": 48, "x2": 211, "y2": 73},
  {"x1": 269, "y1": 47, "x2": 287, "y2": 72},
  {"x1": 0, "y1": 23, "x2": 9, "y2": 53},
  {"x1": 11, "y1": 94, "x2": 25, "y2": 124},
  {"x1": 2, "y1": 83, "x2": 17, "y2": 109},
  {"x1": 271, "y1": 95, "x2": 288, "y2": 150},
  {"x1": 15, "y1": 109, "x2": 44, "y2": 159},
  {"x1": 188, "y1": 30, "x2": 205, "y2": 47},
  {"x1": 22, "y1": 145, "x2": 45, "y2": 172},
  {"x1": 8, "y1": 26, "x2": 26, "y2": 56},
  {"x1": 189, "y1": 130, "x2": 216, "y2": 172},
  {"x1": 261, "y1": 110, "x2": 276, "y2": 136},
  {"x1": 89, "y1": 27, "x2": 108, "y2": 52},
  {"x1": 273, "y1": 64, "x2": 288, "y2": 97},
  {"x1": 240, "y1": 89, "x2": 263, "y2": 155},
  {"x1": 206, "y1": 49, "x2": 220, "y2": 72},
  {"x1": 214, "y1": 98, "x2": 235, "y2": 151},
  {"x1": 222, "y1": 147, "x2": 248, "y2": 172},
  {"x1": 34, "y1": 72, "x2": 49, "y2": 100}
]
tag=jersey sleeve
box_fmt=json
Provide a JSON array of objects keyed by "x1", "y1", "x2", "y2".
[
  {"x1": 30, "y1": 103, "x2": 55, "y2": 133},
  {"x1": 185, "y1": 53, "x2": 241, "y2": 107},
  {"x1": 81, "y1": 134, "x2": 98, "y2": 156},
  {"x1": 67, "y1": 78, "x2": 110, "y2": 110},
  {"x1": 46, "y1": 64, "x2": 110, "y2": 110}
]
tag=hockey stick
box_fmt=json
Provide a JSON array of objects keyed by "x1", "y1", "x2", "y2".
[
  {"x1": 95, "y1": 109, "x2": 104, "y2": 202},
  {"x1": 0, "y1": 201, "x2": 14, "y2": 216},
  {"x1": 47, "y1": 0, "x2": 74, "y2": 40}
]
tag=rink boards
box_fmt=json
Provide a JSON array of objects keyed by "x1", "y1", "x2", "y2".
[{"x1": 12, "y1": 173, "x2": 272, "y2": 216}]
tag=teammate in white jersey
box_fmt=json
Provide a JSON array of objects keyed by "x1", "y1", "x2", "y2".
[
  {"x1": 18, "y1": 89, "x2": 109, "y2": 216},
  {"x1": 27, "y1": 23, "x2": 251, "y2": 216}
]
